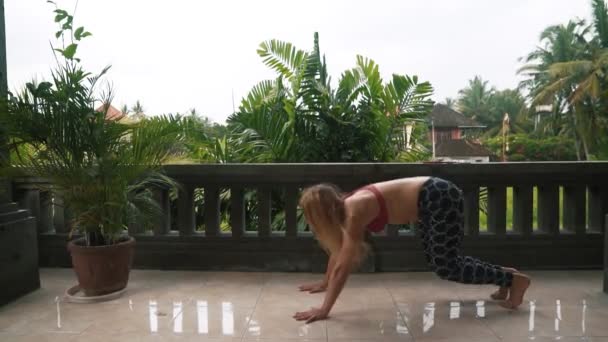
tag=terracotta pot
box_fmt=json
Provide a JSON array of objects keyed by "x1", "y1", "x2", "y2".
[{"x1": 67, "y1": 237, "x2": 136, "y2": 296}]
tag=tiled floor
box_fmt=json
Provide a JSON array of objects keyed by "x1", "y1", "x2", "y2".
[{"x1": 0, "y1": 269, "x2": 607, "y2": 341}]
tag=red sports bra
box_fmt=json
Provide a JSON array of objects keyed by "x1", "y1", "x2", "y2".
[{"x1": 344, "y1": 185, "x2": 388, "y2": 232}]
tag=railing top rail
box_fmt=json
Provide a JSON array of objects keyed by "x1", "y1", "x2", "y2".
[
  {"x1": 10, "y1": 162, "x2": 608, "y2": 186},
  {"x1": 162, "y1": 162, "x2": 608, "y2": 185}
]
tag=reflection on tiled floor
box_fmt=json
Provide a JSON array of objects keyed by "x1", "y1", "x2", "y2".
[{"x1": 0, "y1": 269, "x2": 607, "y2": 341}]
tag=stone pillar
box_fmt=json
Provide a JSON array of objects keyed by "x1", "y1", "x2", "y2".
[
  {"x1": 0, "y1": 0, "x2": 7, "y2": 174},
  {"x1": 604, "y1": 214, "x2": 607, "y2": 294},
  {"x1": 0, "y1": 0, "x2": 41, "y2": 305}
]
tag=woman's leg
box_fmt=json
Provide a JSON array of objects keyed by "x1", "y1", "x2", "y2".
[{"x1": 417, "y1": 178, "x2": 530, "y2": 308}]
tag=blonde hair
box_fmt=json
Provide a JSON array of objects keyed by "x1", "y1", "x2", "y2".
[{"x1": 299, "y1": 183, "x2": 369, "y2": 264}]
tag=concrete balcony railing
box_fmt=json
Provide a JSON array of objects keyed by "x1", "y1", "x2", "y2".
[{"x1": 11, "y1": 162, "x2": 608, "y2": 278}]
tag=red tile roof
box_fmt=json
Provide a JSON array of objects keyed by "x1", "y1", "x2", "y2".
[
  {"x1": 429, "y1": 104, "x2": 485, "y2": 128},
  {"x1": 95, "y1": 104, "x2": 125, "y2": 121},
  {"x1": 435, "y1": 139, "x2": 492, "y2": 157}
]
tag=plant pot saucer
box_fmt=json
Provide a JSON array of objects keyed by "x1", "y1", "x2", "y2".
[{"x1": 64, "y1": 284, "x2": 127, "y2": 303}]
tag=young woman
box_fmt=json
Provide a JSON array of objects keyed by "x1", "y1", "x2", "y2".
[{"x1": 293, "y1": 176, "x2": 531, "y2": 323}]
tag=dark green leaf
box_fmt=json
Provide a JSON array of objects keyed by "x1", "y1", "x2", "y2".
[
  {"x1": 62, "y1": 44, "x2": 78, "y2": 59},
  {"x1": 25, "y1": 82, "x2": 37, "y2": 95},
  {"x1": 55, "y1": 30, "x2": 62, "y2": 38},
  {"x1": 37, "y1": 82, "x2": 53, "y2": 94},
  {"x1": 54, "y1": 13, "x2": 67, "y2": 22},
  {"x1": 74, "y1": 27, "x2": 84, "y2": 40}
]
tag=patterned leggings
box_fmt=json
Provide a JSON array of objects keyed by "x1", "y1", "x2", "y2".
[{"x1": 417, "y1": 177, "x2": 513, "y2": 287}]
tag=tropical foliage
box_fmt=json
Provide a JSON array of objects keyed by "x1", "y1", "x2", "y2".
[
  {"x1": 0, "y1": 4, "x2": 187, "y2": 246},
  {"x1": 456, "y1": 76, "x2": 531, "y2": 138},
  {"x1": 215, "y1": 33, "x2": 435, "y2": 164},
  {"x1": 519, "y1": 0, "x2": 608, "y2": 160},
  {"x1": 483, "y1": 134, "x2": 578, "y2": 161}
]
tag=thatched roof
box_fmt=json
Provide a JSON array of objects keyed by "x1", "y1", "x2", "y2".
[
  {"x1": 436, "y1": 139, "x2": 492, "y2": 157},
  {"x1": 429, "y1": 104, "x2": 485, "y2": 128}
]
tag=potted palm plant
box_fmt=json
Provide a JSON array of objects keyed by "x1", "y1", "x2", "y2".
[{"x1": 1, "y1": 5, "x2": 184, "y2": 296}]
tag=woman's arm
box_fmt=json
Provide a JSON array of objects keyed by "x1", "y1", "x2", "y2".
[
  {"x1": 293, "y1": 228, "x2": 362, "y2": 323},
  {"x1": 319, "y1": 231, "x2": 358, "y2": 311},
  {"x1": 324, "y1": 253, "x2": 337, "y2": 285}
]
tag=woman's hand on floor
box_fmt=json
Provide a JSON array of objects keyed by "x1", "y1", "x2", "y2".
[
  {"x1": 293, "y1": 307, "x2": 329, "y2": 323},
  {"x1": 298, "y1": 281, "x2": 327, "y2": 293}
]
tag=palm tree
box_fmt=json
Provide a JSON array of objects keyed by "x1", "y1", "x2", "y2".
[
  {"x1": 443, "y1": 97, "x2": 457, "y2": 110},
  {"x1": 521, "y1": 0, "x2": 608, "y2": 159},
  {"x1": 519, "y1": 19, "x2": 591, "y2": 158},
  {"x1": 483, "y1": 89, "x2": 531, "y2": 137},
  {"x1": 131, "y1": 100, "x2": 146, "y2": 120},
  {"x1": 535, "y1": 51, "x2": 608, "y2": 158},
  {"x1": 120, "y1": 104, "x2": 129, "y2": 116},
  {"x1": 457, "y1": 76, "x2": 495, "y2": 125}
]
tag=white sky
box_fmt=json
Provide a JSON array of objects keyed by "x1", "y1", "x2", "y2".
[{"x1": 7, "y1": 0, "x2": 592, "y2": 124}]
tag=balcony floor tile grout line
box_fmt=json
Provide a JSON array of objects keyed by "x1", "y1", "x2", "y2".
[
  {"x1": 240, "y1": 273, "x2": 269, "y2": 342},
  {"x1": 383, "y1": 279, "x2": 415, "y2": 341}
]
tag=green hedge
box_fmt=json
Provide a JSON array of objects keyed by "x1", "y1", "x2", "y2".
[{"x1": 483, "y1": 134, "x2": 578, "y2": 161}]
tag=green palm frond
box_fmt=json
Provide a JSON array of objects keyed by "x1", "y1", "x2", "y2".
[
  {"x1": 547, "y1": 60, "x2": 594, "y2": 78},
  {"x1": 299, "y1": 32, "x2": 331, "y2": 115},
  {"x1": 240, "y1": 79, "x2": 278, "y2": 113},
  {"x1": 355, "y1": 55, "x2": 384, "y2": 104},
  {"x1": 385, "y1": 74, "x2": 434, "y2": 118},
  {"x1": 257, "y1": 39, "x2": 308, "y2": 81},
  {"x1": 130, "y1": 115, "x2": 188, "y2": 166},
  {"x1": 533, "y1": 77, "x2": 572, "y2": 106},
  {"x1": 592, "y1": 0, "x2": 608, "y2": 48},
  {"x1": 228, "y1": 105, "x2": 296, "y2": 162},
  {"x1": 336, "y1": 69, "x2": 365, "y2": 107}
]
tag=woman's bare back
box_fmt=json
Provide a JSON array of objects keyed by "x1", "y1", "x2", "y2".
[
  {"x1": 372, "y1": 176, "x2": 430, "y2": 224},
  {"x1": 345, "y1": 176, "x2": 430, "y2": 229}
]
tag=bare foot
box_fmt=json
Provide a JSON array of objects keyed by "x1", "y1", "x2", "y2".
[
  {"x1": 490, "y1": 267, "x2": 518, "y2": 300},
  {"x1": 499, "y1": 273, "x2": 531, "y2": 310},
  {"x1": 490, "y1": 287, "x2": 509, "y2": 300}
]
